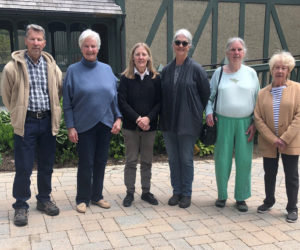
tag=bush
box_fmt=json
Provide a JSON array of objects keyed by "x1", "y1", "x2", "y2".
[{"x1": 0, "y1": 110, "x2": 215, "y2": 165}]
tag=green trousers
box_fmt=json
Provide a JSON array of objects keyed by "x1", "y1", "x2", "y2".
[{"x1": 214, "y1": 114, "x2": 253, "y2": 201}]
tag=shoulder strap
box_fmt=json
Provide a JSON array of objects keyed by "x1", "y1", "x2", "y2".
[{"x1": 213, "y1": 66, "x2": 223, "y2": 113}]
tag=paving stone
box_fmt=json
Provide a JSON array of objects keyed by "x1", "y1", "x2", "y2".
[
  {"x1": 123, "y1": 227, "x2": 150, "y2": 237},
  {"x1": 106, "y1": 231, "x2": 131, "y2": 248},
  {"x1": 127, "y1": 235, "x2": 148, "y2": 245},
  {"x1": 73, "y1": 241, "x2": 112, "y2": 250},
  {"x1": 32, "y1": 240, "x2": 52, "y2": 250},
  {"x1": 185, "y1": 235, "x2": 214, "y2": 245},
  {"x1": 67, "y1": 228, "x2": 89, "y2": 245},
  {"x1": 98, "y1": 218, "x2": 120, "y2": 232},
  {"x1": 51, "y1": 238, "x2": 72, "y2": 250},
  {"x1": 162, "y1": 229, "x2": 197, "y2": 240},
  {"x1": 86, "y1": 229, "x2": 107, "y2": 242},
  {"x1": 224, "y1": 239, "x2": 251, "y2": 249},
  {"x1": 169, "y1": 238, "x2": 193, "y2": 249}
]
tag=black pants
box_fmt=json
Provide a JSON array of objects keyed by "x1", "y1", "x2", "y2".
[{"x1": 263, "y1": 153, "x2": 299, "y2": 212}]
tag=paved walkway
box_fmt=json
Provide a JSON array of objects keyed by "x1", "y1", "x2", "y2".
[{"x1": 0, "y1": 157, "x2": 300, "y2": 250}]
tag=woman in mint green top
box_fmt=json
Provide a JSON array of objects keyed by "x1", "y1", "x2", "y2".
[{"x1": 205, "y1": 37, "x2": 260, "y2": 212}]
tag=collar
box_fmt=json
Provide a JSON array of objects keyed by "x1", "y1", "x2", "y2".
[
  {"x1": 134, "y1": 67, "x2": 149, "y2": 80},
  {"x1": 25, "y1": 52, "x2": 43, "y2": 65}
]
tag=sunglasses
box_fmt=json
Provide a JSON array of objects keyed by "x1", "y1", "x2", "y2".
[{"x1": 174, "y1": 40, "x2": 189, "y2": 47}]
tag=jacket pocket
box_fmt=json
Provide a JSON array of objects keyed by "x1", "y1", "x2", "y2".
[{"x1": 10, "y1": 106, "x2": 25, "y2": 130}]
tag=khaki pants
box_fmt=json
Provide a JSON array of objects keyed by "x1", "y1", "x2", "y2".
[{"x1": 122, "y1": 128, "x2": 156, "y2": 194}]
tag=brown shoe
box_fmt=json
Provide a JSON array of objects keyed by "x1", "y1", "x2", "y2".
[
  {"x1": 92, "y1": 199, "x2": 110, "y2": 209},
  {"x1": 76, "y1": 202, "x2": 87, "y2": 213}
]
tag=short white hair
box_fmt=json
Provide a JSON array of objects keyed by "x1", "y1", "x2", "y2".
[
  {"x1": 78, "y1": 29, "x2": 101, "y2": 49},
  {"x1": 225, "y1": 37, "x2": 247, "y2": 55},
  {"x1": 173, "y1": 28, "x2": 192, "y2": 45}
]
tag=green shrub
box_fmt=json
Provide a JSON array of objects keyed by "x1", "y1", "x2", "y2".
[{"x1": 0, "y1": 109, "x2": 215, "y2": 165}]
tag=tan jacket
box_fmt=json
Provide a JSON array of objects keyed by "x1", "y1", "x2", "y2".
[
  {"x1": 1, "y1": 50, "x2": 62, "y2": 136},
  {"x1": 254, "y1": 80, "x2": 300, "y2": 158}
]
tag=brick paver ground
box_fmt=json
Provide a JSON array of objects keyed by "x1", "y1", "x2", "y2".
[{"x1": 0, "y1": 157, "x2": 299, "y2": 249}]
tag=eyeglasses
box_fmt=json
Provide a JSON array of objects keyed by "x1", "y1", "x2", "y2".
[{"x1": 174, "y1": 40, "x2": 189, "y2": 47}]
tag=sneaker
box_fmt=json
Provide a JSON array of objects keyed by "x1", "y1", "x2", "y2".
[
  {"x1": 235, "y1": 201, "x2": 248, "y2": 212},
  {"x1": 14, "y1": 208, "x2": 28, "y2": 227},
  {"x1": 286, "y1": 211, "x2": 298, "y2": 223},
  {"x1": 179, "y1": 196, "x2": 191, "y2": 208},
  {"x1": 76, "y1": 203, "x2": 87, "y2": 213},
  {"x1": 123, "y1": 192, "x2": 134, "y2": 207},
  {"x1": 168, "y1": 194, "x2": 181, "y2": 206},
  {"x1": 92, "y1": 199, "x2": 111, "y2": 209},
  {"x1": 257, "y1": 203, "x2": 273, "y2": 214},
  {"x1": 37, "y1": 200, "x2": 59, "y2": 216},
  {"x1": 141, "y1": 192, "x2": 158, "y2": 205},
  {"x1": 215, "y1": 199, "x2": 226, "y2": 208}
]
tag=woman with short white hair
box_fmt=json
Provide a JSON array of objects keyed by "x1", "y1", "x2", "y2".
[
  {"x1": 255, "y1": 51, "x2": 300, "y2": 223},
  {"x1": 206, "y1": 37, "x2": 260, "y2": 212},
  {"x1": 160, "y1": 28, "x2": 210, "y2": 208},
  {"x1": 63, "y1": 29, "x2": 122, "y2": 213}
]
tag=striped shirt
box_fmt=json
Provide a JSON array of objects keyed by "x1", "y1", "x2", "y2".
[
  {"x1": 271, "y1": 86, "x2": 286, "y2": 135},
  {"x1": 25, "y1": 53, "x2": 50, "y2": 111}
]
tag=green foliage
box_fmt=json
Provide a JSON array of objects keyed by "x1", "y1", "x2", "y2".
[
  {"x1": 109, "y1": 132, "x2": 125, "y2": 159},
  {"x1": 195, "y1": 139, "x2": 215, "y2": 157},
  {"x1": 0, "y1": 111, "x2": 14, "y2": 152},
  {"x1": 0, "y1": 109, "x2": 215, "y2": 165},
  {"x1": 55, "y1": 105, "x2": 77, "y2": 164},
  {"x1": 153, "y1": 131, "x2": 166, "y2": 155}
]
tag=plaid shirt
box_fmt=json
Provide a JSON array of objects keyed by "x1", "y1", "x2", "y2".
[{"x1": 25, "y1": 53, "x2": 50, "y2": 111}]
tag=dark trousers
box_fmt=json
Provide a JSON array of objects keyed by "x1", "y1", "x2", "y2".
[
  {"x1": 263, "y1": 153, "x2": 299, "y2": 212},
  {"x1": 13, "y1": 116, "x2": 56, "y2": 209},
  {"x1": 76, "y1": 122, "x2": 111, "y2": 205},
  {"x1": 163, "y1": 131, "x2": 197, "y2": 196}
]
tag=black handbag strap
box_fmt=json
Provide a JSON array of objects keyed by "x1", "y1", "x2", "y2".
[{"x1": 213, "y1": 66, "x2": 223, "y2": 114}]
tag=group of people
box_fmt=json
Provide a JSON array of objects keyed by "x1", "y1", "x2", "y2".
[{"x1": 1, "y1": 24, "x2": 299, "y2": 227}]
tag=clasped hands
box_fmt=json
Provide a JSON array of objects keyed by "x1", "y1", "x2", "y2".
[{"x1": 136, "y1": 116, "x2": 150, "y2": 131}]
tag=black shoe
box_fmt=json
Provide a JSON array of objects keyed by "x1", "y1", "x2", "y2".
[
  {"x1": 141, "y1": 192, "x2": 158, "y2": 205},
  {"x1": 168, "y1": 194, "x2": 181, "y2": 206},
  {"x1": 215, "y1": 199, "x2": 226, "y2": 208},
  {"x1": 257, "y1": 203, "x2": 273, "y2": 214},
  {"x1": 179, "y1": 196, "x2": 191, "y2": 208},
  {"x1": 123, "y1": 192, "x2": 134, "y2": 207},
  {"x1": 14, "y1": 208, "x2": 28, "y2": 227},
  {"x1": 286, "y1": 211, "x2": 298, "y2": 223},
  {"x1": 37, "y1": 200, "x2": 59, "y2": 216},
  {"x1": 235, "y1": 201, "x2": 248, "y2": 212}
]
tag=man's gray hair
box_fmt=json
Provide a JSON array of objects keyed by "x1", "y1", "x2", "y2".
[
  {"x1": 78, "y1": 29, "x2": 101, "y2": 50},
  {"x1": 26, "y1": 24, "x2": 45, "y2": 39}
]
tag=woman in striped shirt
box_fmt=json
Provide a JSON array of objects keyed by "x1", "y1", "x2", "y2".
[{"x1": 254, "y1": 51, "x2": 300, "y2": 223}]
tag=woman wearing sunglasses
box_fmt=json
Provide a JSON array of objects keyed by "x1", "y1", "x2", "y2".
[{"x1": 160, "y1": 28, "x2": 210, "y2": 208}]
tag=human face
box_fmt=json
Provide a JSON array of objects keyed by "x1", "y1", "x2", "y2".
[
  {"x1": 133, "y1": 45, "x2": 149, "y2": 73},
  {"x1": 272, "y1": 62, "x2": 289, "y2": 86},
  {"x1": 226, "y1": 41, "x2": 245, "y2": 65},
  {"x1": 81, "y1": 37, "x2": 99, "y2": 62},
  {"x1": 25, "y1": 29, "x2": 46, "y2": 63},
  {"x1": 173, "y1": 34, "x2": 190, "y2": 58}
]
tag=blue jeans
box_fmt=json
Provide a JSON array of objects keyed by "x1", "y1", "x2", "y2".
[
  {"x1": 13, "y1": 116, "x2": 56, "y2": 209},
  {"x1": 76, "y1": 121, "x2": 111, "y2": 205},
  {"x1": 163, "y1": 132, "x2": 197, "y2": 196}
]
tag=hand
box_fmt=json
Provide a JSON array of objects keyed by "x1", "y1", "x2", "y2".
[
  {"x1": 245, "y1": 123, "x2": 256, "y2": 142},
  {"x1": 137, "y1": 116, "x2": 150, "y2": 131},
  {"x1": 111, "y1": 118, "x2": 122, "y2": 134},
  {"x1": 274, "y1": 138, "x2": 287, "y2": 151},
  {"x1": 206, "y1": 114, "x2": 217, "y2": 127},
  {"x1": 68, "y1": 128, "x2": 78, "y2": 143}
]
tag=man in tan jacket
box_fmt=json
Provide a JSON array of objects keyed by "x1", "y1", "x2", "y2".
[{"x1": 1, "y1": 24, "x2": 62, "y2": 226}]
